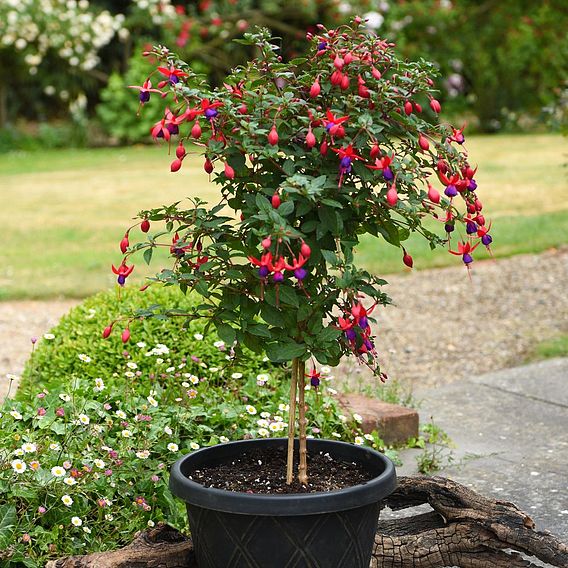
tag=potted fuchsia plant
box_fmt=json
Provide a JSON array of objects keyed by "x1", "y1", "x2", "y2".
[{"x1": 107, "y1": 18, "x2": 492, "y2": 568}]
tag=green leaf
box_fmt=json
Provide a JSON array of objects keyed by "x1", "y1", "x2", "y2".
[
  {"x1": 265, "y1": 341, "x2": 306, "y2": 362},
  {"x1": 143, "y1": 247, "x2": 153, "y2": 265},
  {"x1": 277, "y1": 200, "x2": 294, "y2": 216},
  {"x1": 0, "y1": 505, "x2": 17, "y2": 549},
  {"x1": 283, "y1": 159, "x2": 295, "y2": 176},
  {"x1": 278, "y1": 286, "x2": 299, "y2": 308},
  {"x1": 216, "y1": 323, "x2": 236, "y2": 345}
]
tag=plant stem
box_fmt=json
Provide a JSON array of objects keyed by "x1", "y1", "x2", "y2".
[
  {"x1": 286, "y1": 358, "x2": 298, "y2": 485},
  {"x1": 298, "y1": 359, "x2": 308, "y2": 486}
]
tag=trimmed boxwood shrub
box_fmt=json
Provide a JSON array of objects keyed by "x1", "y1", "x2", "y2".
[{"x1": 19, "y1": 286, "x2": 277, "y2": 398}]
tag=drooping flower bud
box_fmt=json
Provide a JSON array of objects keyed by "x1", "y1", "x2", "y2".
[
  {"x1": 386, "y1": 185, "x2": 398, "y2": 206},
  {"x1": 402, "y1": 251, "x2": 413, "y2": 268},
  {"x1": 309, "y1": 80, "x2": 321, "y2": 98},
  {"x1": 204, "y1": 158, "x2": 214, "y2": 174},
  {"x1": 271, "y1": 193, "x2": 281, "y2": 209},
  {"x1": 120, "y1": 234, "x2": 129, "y2": 254},
  {"x1": 171, "y1": 159, "x2": 183, "y2": 172},
  {"x1": 306, "y1": 129, "x2": 316, "y2": 148},
  {"x1": 418, "y1": 134, "x2": 429, "y2": 151},
  {"x1": 404, "y1": 101, "x2": 413, "y2": 116},
  {"x1": 300, "y1": 241, "x2": 311, "y2": 257},
  {"x1": 430, "y1": 99, "x2": 442, "y2": 113},
  {"x1": 224, "y1": 162, "x2": 235, "y2": 180},
  {"x1": 268, "y1": 126, "x2": 279, "y2": 146},
  {"x1": 102, "y1": 326, "x2": 113, "y2": 339},
  {"x1": 261, "y1": 237, "x2": 271, "y2": 249},
  {"x1": 121, "y1": 329, "x2": 130, "y2": 343},
  {"x1": 176, "y1": 144, "x2": 186, "y2": 159},
  {"x1": 427, "y1": 184, "x2": 440, "y2": 204},
  {"x1": 140, "y1": 219, "x2": 151, "y2": 233},
  {"x1": 191, "y1": 121, "x2": 202, "y2": 138}
]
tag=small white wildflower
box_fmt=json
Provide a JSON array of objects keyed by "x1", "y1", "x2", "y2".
[
  {"x1": 126, "y1": 362, "x2": 138, "y2": 369},
  {"x1": 43, "y1": 333, "x2": 55, "y2": 340},
  {"x1": 61, "y1": 495, "x2": 73, "y2": 507},
  {"x1": 10, "y1": 410, "x2": 23, "y2": 420},
  {"x1": 78, "y1": 414, "x2": 90, "y2": 425},
  {"x1": 13, "y1": 448, "x2": 24, "y2": 456},
  {"x1": 327, "y1": 387, "x2": 338, "y2": 395},
  {"x1": 278, "y1": 403, "x2": 289, "y2": 412},
  {"x1": 167, "y1": 443, "x2": 179, "y2": 452},
  {"x1": 257, "y1": 419, "x2": 269, "y2": 428},
  {"x1": 78, "y1": 354, "x2": 91, "y2": 363},
  {"x1": 331, "y1": 432, "x2": 342, "y2": 438},
  {"x1": 190, "y1": 442, "x2": 200, "y2": 450},
  {"x1": 364, "y1": 434, "x2": 374, "y2": 441},
  {"x1": 94, "y1": 459, "x2": 105, "y2": 469},
  {"x1": 175, "y1": 397, "x2": 182, "y2": 402},
  {"x1": 256, "y1": 373, "x2": 270, "y2": 386},
  {"x1": 147, "y1": 520, "x2": 155, "y2": 527},
  {"x1": 269, "y1": 422, "x2": 283, "y2": 432},
  {"x1": 164, "y1": 426, "x2": 173, "y2": 436},
  {"x1": 219, "y1": 436, "x2": 229, "y2": 443},
  {"x1": 156, "y1": 358, "x2": 164, "y2": 364},
  {"x1": 51, "y1": 466, "x2": 66, "y2": 477},
  {"x1": 49, "y1": 443, "x2": 60, "y2": 451},
  {"x1": 71, "y1": 516, "x2": 82, "y2": 526},
  {"x1": 21, "y1": 442, "x2": 36, "y2": 453},
  {"x1": 257, "y1": 428, "x2": 269, "y2": 437},
  {"x1": 136, "y1": 450, "x2": 150, "y2": 459},
  {"x1": 231, "y1": 372, "x2": 243, "y2": 379},
  {"x1": 136, "y1": 341, "x2": 146, "y2": 348},
  {"x1": 94, "y1": 378, "x2": 105, "y2": 391},
  {"x1": 260, "y1": 411, "x2": 271, "y2": 419},
  {"x1": 273, "y1": 415, "x2": 284, "y2": 422},
  {"x1": 352, "y1": 413, "x2": 363, "y2": 423},
  {"x1": 124, "y1": 371, "x2": 135, "y2": 378},
  {"x1": 59, "y1": 393, "x2": 71, "y2": 402},
  {"x1": 64, "y1": 477, "x2": 77, "y2": 486},
  {"x1": 105, "y1": 514, "x2": 114, "y2": 521},
  {"x1": 11, "y1": 459, "x2": 26, "y2": 473},
  {"x1": 338, "y1": 414, "x2": 347, "y2": 423},
  {"x1": 213, "y1": 340, "x2": 225, "y2": 349},
  {"x1": 121, "y1": 430, "x2": 132, "y2": 438},
  {"x1": 209, "y1": 367, "x2": 219, "y2": 373},
  {"x1": 193, "y1": 333, "x2": 204, "y2": 340},
  {"x1": 320, "y1": 366, "x2": 331, "y2": 375},
  {"x1": 115, "y1": 410, "x2": 126, "y2": 419},
  {"x1": 245, "y1": 405, "x2": 257, "y2": 415},
  {"x1": 83, "y1": 526, "x2": 91, "y2": 534},
  {"x1": 354, "y1": 436, "x2": 365, "y2": 445},
  {"x1": 147, "y1": 396, "x2": 158, "y2": 407},
  {"x1": 166, "y1": 366, "x2": 175, "y2": 373},
  {"x1": 190, "y1": 375, "x2": 199, "y2": 384}
]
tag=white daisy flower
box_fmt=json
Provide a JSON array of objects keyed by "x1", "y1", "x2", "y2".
[
  {"x1": 364, "y1": 434, "x2": 374, "y2": 441},
  {"x1": 189, "y1": 375, "x2": 199, "y2": 385},
  {"x1": 13, "y1": 448, "x2": 24, "y2": 456},
  {"x1": 10, "y1": 410, "x2": 23, "y2": 420},
  {"x1": 51, "y1": 466, "x2": 66, "y2": 477},
  {"x1": 43, "y1": 333, "x2": 55, "y2": 340},
  {"x1": 167, "y1": 443, "x2": 179, "y2": 452},
  {"x1": 83, "y1": 526, "x2": 92, "y2": 534},
  {"x1": 78, "y1": 354, "x2": 91, "y2": 363},
  {"x1": 147, "y1": 520, "x2": 155, "y2": 527},
  {"x1": 78, "y1": 414, "x2": 90, "y2": 425},
  {"x1": 269, "y1": 422, "x2": 282, "y2": 432},
  {"x1": 59, "y1": 393, "x2": 71, "y2": 402},
  {"x1": 260, "y1": 411, "x2": 271, "y2": 419},
  {"x1": 256, "y1": 373, "x2": 270, "y2": 386},
  {"x1": 61, "y1": 495, "x2": 73, "y2": 507},
  {"x1": 166, "y1": 366, "x2": 175, "y2": 373},
  {"x1": 94, "y1": 459, "x2": 105, "y2": 468},
  {"x1": 164, "y1": 426, "x2": 172, "y2": 436},
  {"x1": 245, "y1": 405, "x2": 257, "y2": 415},
  {"x1": 71, "y1": 516, "x2": 82, "y2": 526},
  {"x1": 147, "y1": 396, "x2": 158, "y2": 407},
  {"x1": 338, "y1": 414, "x2": 347, "y2": 423},
  {"x1": 352, "y1": 413, "x2": 363, "y2": 423},
  {"x1": 278, "y1": 403, "x2": 289, "y2": 412},
  {"x1": 136, "y1": 450, "x2": 150, "y2": 459},
  {"x1": 256, "y1": 419, "x2": 269, "y2": 428},
  {"x1": 193, "y1": 333, "x2": 204, "y2": 341},
  {"x1": 231, "y1": 372, "x2": 243, "y2": 379},
  {"x1": 156, "y1": 358, "x2": 164, "y2": 364},
  {"x1": 126, "y1": 362, "x2": 138, "y2": 369},
  {"x1": 121, "y1": 430, "x2": 132, "y2": 438},
  {"x1": 49, "y1": 443, "x2": 60, "y2": 451},
  {"x1": 354, "y1": 436, "x2": 365, "y2": 445},
  {"x1": 181, "y1": 381, "x2": 190, "y2": 388},
  {"x1": 257, "y1": 428, "x2": 269, "y2": 437},
  {"x1": 219, "y1": 436, "x2": 229, "y2": 443},
  {"x1": 11, "y1": 459, "x2": 27, "y2": 473},
  {"x1": 320, "y1": 366, "x2": 332, "y2": 375},
  {"x1": 105, "y1": 514, "x2": 114, "y2": 521},
  {"x1": 124, "y1": 371, "x2": 135, "y2": 378},
  {"x1": 115, "y1": 410, "x2": 126, "y2": 419},
  {"x1": 136, "y1": 341, "x2": 146, "y2": 348},
  {"x1": 213, "y1": 340, "x2": 225, "y2": 349},
  {"x1": 190, "y1": 442, "x2": 200, "y2": 450},
  {"x1": 64, "y1": 477, "x2": 77, "y2": 486},
  {"x1": 331, "y1": 432, "x2": 342, "y2": 438},
  {"x1": 94, "y1": 378, "x2": 105, "y2": 391},
  {"x1": 209, "y1": 367, "x2": 219, "y2": 373},
  {"x1": 273, "y1": 415, "x2": 284, "y2": 422}
]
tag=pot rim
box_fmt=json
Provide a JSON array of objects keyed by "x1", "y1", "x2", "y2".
[{"x1": 169, "y1": 437, "x2": 396, "y2": 516}]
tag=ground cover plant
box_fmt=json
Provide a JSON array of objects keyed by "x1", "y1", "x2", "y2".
[
  {"x1": 1, "y1": 287, "x2": 379, "y2": 566},
  {"x1": 0, "y1": 133, "x2": 565, "y2": 301}
]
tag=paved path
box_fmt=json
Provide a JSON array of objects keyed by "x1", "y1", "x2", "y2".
[{"x1": 397, "y1": 357, "x2": 568, "y2": 552}]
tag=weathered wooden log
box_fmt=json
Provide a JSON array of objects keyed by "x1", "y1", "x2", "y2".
[{"x1": 46, "y1": 476, "x2": 568, "y2": 568}]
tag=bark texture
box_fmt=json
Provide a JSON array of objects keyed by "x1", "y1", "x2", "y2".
[{"x1": 46, "y1": 476, "x2": 568, "y2": 568}]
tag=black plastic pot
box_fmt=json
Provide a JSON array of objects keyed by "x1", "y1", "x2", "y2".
[{"x1": 169, "y1": 437, "x2": 396, "y2": 568}]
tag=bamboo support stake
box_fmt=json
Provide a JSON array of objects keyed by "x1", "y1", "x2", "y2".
[
  {"x1": 286, "y1": 358, "x2": 298, "y2": 485},
  {"x1": 297, "y1": 359, "x2": 308, "y2": 486}
]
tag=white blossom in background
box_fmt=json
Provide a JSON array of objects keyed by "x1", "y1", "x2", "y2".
[{"x1": 363, "y1": 11, "x2": 385, "y2": 30}]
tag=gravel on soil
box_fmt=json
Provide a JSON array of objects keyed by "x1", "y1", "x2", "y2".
[{"x1": 1, "y1": 248, "x2": 566, "y2": 400}]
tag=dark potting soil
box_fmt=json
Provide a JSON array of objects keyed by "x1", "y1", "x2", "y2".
[{"x1": 187, "y1": 445, "x2": 374, "y2": 494}]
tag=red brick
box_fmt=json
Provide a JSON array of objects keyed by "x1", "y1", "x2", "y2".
[{"x1": 337, "y1": 393, "x2": 419, "y2": 445}]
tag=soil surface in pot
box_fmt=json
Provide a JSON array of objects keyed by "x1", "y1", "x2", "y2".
[{"x1": 187, "y1": 445, "x2": 374, "y2": 494}]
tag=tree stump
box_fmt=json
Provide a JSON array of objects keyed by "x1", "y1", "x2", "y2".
[{"x1": 46, "y1": 476, "x2": 568, "y2": 568}]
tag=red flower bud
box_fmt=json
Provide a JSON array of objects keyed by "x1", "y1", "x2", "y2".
[
  {"x1": 320, "y1": 140, "x2": 328, "y2": 155},
  {"x1": 340, "y1": 75, "x2": 350, "y2": 90},
  {"x1": 476, "y1": 215, "x2": 485, "y2": 226},
  {"x1": 102, "y1": 326, "x2": 112, "y2": 339},
  {"x1": 262, "y1": 237, "x2": 271, "y2": 249},
  {"x1": 268, "y1": 126, "x2": 279, "y2": 146},
  {"x1": 239, "y1": 104, "x2": 248, "y2": 114},
  {"x1": 306, "y1": 129, "x2": 316, "y2": 148},
  {"x1": 404, "y1": 101, "x2": 413, "y2": 116},
  {"x1": 386, "y1": 185, "x2": 398, "y2": 206},
  {"x1": 370, "y1": 144, "x2": 380, "y2": 160},
  {"x1": 171, "y1": 159, "x2": 182, "y2": 172},
  {"x1": 418, "y1": 134, "x2": 430, "y2": 151},
  {"x1": 176, "y1": 144, "x2": 186, "y2": 159},
  {"x1": 402, "y1": 251, "x2": 413, "y2": 268},
  {"x1": 120, "y1": 234, "x2": 129, "y2": 254},
  {"x1": 427, "y1": 184, "x2": 440, "y2": 204},
  {"x1": 371, "y1": 67, "x2": 382, "y2": 80},
  {"x1": 191, "y1": 121, "x2": 202, "y2": 138},
  {"x1": 140, "y1": 219, "x2": 150, "y2": 233},
  {"x1": 121, "y1": 329, "x2": 130, "y2": 343},
  {"x1": 224, "y1": 162, "x2": 235, "y2": 179},
  {"x1": 475, "y1": 199, "x2": 483, "y2": 211},
  {"x1": 271, "y1": 193, "x2": 281, "y2": 209},
  {"x1": 204, "y1": 158, "x2": 214, "y2": 174},
  {"x1": 333, "y1": 55, "x2": 344, "y2": 70},
  {"x1": 413, "y1": 102, "x2": 422, "y2": 113},
  {"x1": 344, "y1": 52, "x2": 354, "y2": 65},
  {"x1": 330, "y1": 70, "x2": 342, "y2": 86},
  {"x1": 309, "y1": 80, "x2": 321, "y2": 98},
  {"x1": 430, "y1": 99, "x2": 442, "y2": 113},
  {"x1": 358, "y1": 84, "x2": 370, "y2": 98},
  {"x1": 300, "y1": 242, "x2": 311, "y2": 257}
]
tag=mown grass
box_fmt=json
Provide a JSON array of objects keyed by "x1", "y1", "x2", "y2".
[
  {"x1": 1, "y1": 133, "x2": 566, "y2": 300},
  {"x1": 524, "y1": 334, "x2": 568, "y2": 363}
]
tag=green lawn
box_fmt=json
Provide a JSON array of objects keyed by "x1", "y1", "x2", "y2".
[{"x1": 1, "y1": 133, "x2": 567, "y2": 300}]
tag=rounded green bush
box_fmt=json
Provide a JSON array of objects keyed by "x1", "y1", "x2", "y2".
[{"x1": 19, "y1": 285, "x2": 275, "y2": 399}]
